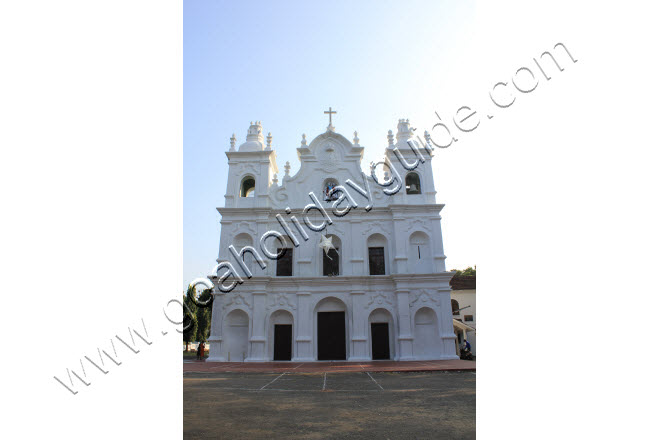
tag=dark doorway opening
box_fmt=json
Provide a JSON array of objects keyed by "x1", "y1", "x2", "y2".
[
  {"x1": 317, "y1": 312, "x2": 346, "y2": 360},
  {"x1": 371, "y1": 323, "x2": 390, "y2": 360},
  {"x1": 273, "y1": 324, "x2": 292, "y2": 361}
]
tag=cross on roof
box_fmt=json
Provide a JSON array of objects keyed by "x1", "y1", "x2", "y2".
[{"x1": 324, "y1": 107, "x2": 337, "y2": 129}]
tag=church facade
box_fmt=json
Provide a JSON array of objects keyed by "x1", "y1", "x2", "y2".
[{"x1": 207, "y1": 113, "x2": 457, "y2": 362}]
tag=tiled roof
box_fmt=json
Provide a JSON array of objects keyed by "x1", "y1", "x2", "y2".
[{"x1": 450, "y1": 275, "x2": 476, "y2": 290}]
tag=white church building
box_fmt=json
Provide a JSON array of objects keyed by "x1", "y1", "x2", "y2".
[{"x1": 206, "y1": 111, "x2": 458, "y2": 362}]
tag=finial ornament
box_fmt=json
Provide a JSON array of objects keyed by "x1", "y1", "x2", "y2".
[
  {"x1": 229, "y1": 133, "x2": 236, "y2": 151},
  {"x1": 387, "y1": 130, "x2": 394, "y2": 146},
  {"x1": 284, "y1": 161, "x2": 291, "y2": 176},
  {"x1": 266, "y1": 132, "x2": 272, "y2": 150},
  {"x1": 353, "y1": 131, "x2": 359, "y2": 145},
  {"x1": 272, "y1": 173, "x2": 278, "y2": 185},
  {"x1": 239, "y1": 121, "x2": 265, "y2": 151},
  {"x1": 301, "y1": 133, "x2": 307, "y2": 146},
  {"x1": 324, "y1": 107, "x2": 337, "y2": 132},
  {"x1": 396, "y1": 118, "x2": 414, "y2": 142}
]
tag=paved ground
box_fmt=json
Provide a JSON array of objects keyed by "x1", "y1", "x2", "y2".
[
  {"x1": 184, "y1": 370, "x2": 476, "y2": 439},
  {"x1": 183, "y1": 359, "x2": 476, "y2": 374}
]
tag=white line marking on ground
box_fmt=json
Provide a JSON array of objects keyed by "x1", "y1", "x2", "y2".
[
  {"x1": 366, "y1": 372, "x2": 384, "y2": 390},
  {"x1": 292, "y1": 363, "x2": 303, "y2": 370},
  {"x1": 322, "y1": 372, "x2": 327, "y2": 390},
  {"x1": 260, "y1": 372, "x2": 287, "y2": 390},
  {"x1": 181, "y1": 385, "x2": 472, "y2": 394}
]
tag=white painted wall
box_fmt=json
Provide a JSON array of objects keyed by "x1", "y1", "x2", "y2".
[{"x1": 208, "y1": 120, "x2": 458, "y2": 362}]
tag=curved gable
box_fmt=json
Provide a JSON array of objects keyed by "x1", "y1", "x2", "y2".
[{"x1": 271, "y1": 130, "x2": 366, "y2": 208}]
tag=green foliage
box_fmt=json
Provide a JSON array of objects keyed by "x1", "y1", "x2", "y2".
[
  {"x1": 452, "y1": 266, "x2": 476, "y2": 276},
  {"x1": 182, "y1": 288, "x2": 198, "y2": 350},
  {"x1": 181, "y1": 285, "x2": 214, "y2": 346},
  {"x1": 195, "y1": 288, "x2": 213, "y2": 342}
]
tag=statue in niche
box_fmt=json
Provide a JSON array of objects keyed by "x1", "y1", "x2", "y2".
[{"x1": 323, "y1": 179, "x2": 339, "y2": 201}]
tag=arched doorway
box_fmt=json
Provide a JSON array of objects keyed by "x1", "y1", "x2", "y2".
[
  {"x1": 368, "y1": 308, "x2": 395, "y2": 360},
  {"x1": 413, "y1": 307, "x2": 440, "y2": 359},
  {"x1": 269, "y1": 310, "x2": 294, "y2": 361},
  {"x1": 314, "y1": 297, "x2": 347, "y2": 360},
  {"x1": 224, "y1": 309, "x2": 249, "y2": 362}
]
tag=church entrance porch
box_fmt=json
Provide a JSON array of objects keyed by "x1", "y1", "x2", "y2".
[
  {"x1": 370, "y1": 323, "x2": 390, "y2": 360},
  {"x1": 317, "y1": 312, "x2": 346, "y2": 360},
  {"x1": 273, "y1": 324, "x2": 292, "y2": 361}
]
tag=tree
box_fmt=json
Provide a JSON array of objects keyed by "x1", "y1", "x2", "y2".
[
  {"x1": 195, "y1": 288, "x2": 213, "y2": 343},
  {"x1": 182, "y1": 289, "x2": 198, "y2": 352},
  {"x1": 452, "y1": 266, "x2": 476, "y2": 276}
]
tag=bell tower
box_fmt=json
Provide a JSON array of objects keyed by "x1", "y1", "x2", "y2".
[
  {"x1": 224, "y1": 121, "x2": 278, "y2": 209},
  {"x1": 384, "y1": 119, "x2": 437, "y2": 205}
]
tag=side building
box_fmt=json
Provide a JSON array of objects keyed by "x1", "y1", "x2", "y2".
[{"x1": 451, "y1": 275, "x2": 477, "y2": 356}]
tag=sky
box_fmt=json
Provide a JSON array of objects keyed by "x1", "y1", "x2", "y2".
[{"x1": 184, "y1": 0, "x2": 478, "y2": 289}]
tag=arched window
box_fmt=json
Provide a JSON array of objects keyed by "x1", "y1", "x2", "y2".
[
  {"x1": 405, "y1": 172, "x2": 421, "y2": 194},
  {"x1": 239, "y1": 176, "x2": 255, "y2": 197},
  {"x1": 409, "y1": 231, "x2": 432, "y2": 273},
  {"x1": 323, "y1": 178, "x2": 339, "y2": 201},
  {"x1": 451, "y1": 299, "x2": 460, "y2": 316},
  {"x1": 276, "y1": 236, "x2": 294, "y2": 277},
  {"x1": 367, "y1": 233, "x2": 387, "y2": 275},
  {"x1": 233, "y1": 233, "x2": 257, "y2": 277},
  {"x1": 322, "y1": 234, "x2": 341, "y2": 276}
]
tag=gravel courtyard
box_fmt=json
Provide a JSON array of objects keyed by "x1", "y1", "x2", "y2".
[{"x1": 184, "y1": 370, "x2": 476, "y2": 439}]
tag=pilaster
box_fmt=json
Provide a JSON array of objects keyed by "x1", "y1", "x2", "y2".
[
  {"x1": 437, "y1": 287, "x2": 459, "y2": 357},
  {"x1": 293, "y1": 291, "x2": 314, "y2": 361},
  {"x1": 246, "y1": 291, "x2": 267, "y2": 361},
  {"x1": 348, "y1": 290, "x2": 369, "y2": 361},
  {"x1": 392, "y1": 216, "x2": 409, "y2": 273},
  {"x1": 395, "y1": 289, "x2": 414, "y2": 360},
  {"x1": 207, "y1": 291, "x2": 226, "y2": 362},
  {"x1": 431, "y1": 216, "x2": 447, "y2": 272}
]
